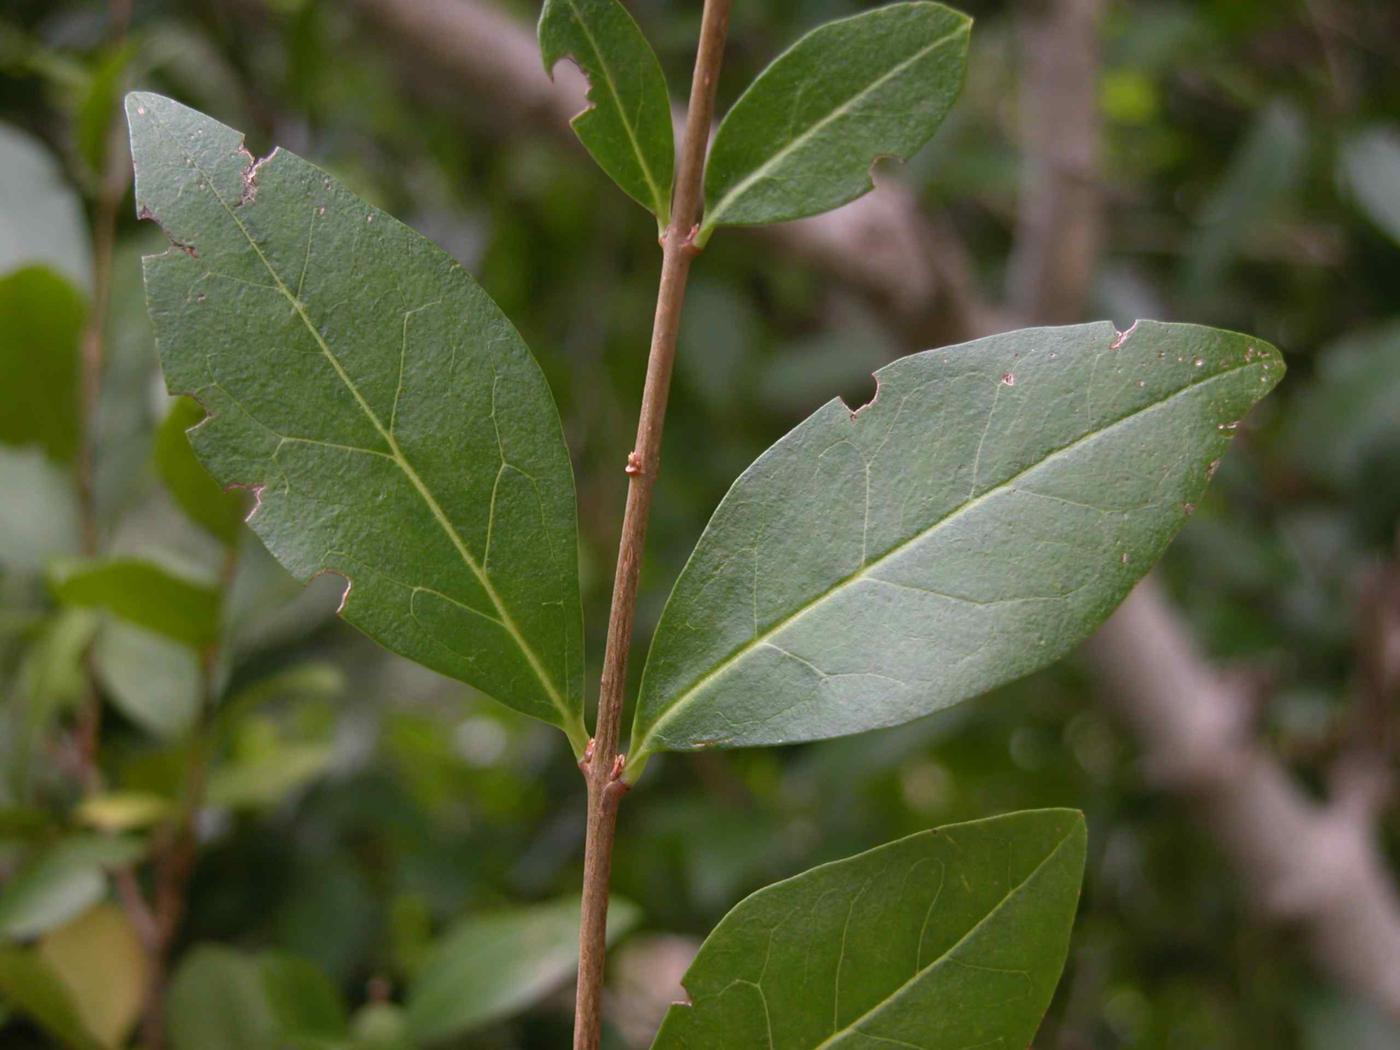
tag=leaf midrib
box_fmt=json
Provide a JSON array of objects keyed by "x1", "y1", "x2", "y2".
[
  {"x1": 634, "y1": 356, "x2": 1259, "y2": 755},
  {"x1": 147, "y1": 111, "x2": 576, "y2": 730},
  {"x1": 702, "y1": 18, "x2": 968, "y2": 230},
  {"x1": 810, "y1": 822, "x2": 1079, "y2": 1048},
  {"x1": 561, "y1": 0, "x2": 669, "y2": 220}
]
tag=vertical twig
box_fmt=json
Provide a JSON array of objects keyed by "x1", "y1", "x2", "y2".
[
  {"x1": 72, "y1": 53, "x2": 135, "y2": 782},
  {"x1": 572, "y1": 1, "x2": 732, "y2": 1047},
  {"x1": 70, "y1": 0, "x2": 163, "y2": 968},
  {"x1": 137, "y1": 547, "x2": 236, "y2": 1050}
]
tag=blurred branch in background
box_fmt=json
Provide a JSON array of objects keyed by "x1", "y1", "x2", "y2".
[
  {"x1": 343, "y1": 0, "x2": 998, "y2": 342},
  {"x1": 1088, "y1": 577, "x2": 1400, "y2": 1019},
  {"x1": 1005, "y1": 0, "x2": 1103, "y2": 325},
  {"x1": 337, "y1": 0, "x2": 1400, "y2": 1022}
]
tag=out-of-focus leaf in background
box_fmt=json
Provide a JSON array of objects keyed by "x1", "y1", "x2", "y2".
[
  {"x1": 91, "y1": 620, "x2": 201, "y2": 739},
  {"x1": 0, "y1": 123, "x2": 91, "y2": 289},
  {"x1": 405, "y1": 895, "x2": 639, "y2": 1044},
  {"x1": 0, "y1": 947, "x2": 99, "y2": 1050},
  {"x1": 0, "y1": 837, "x2": 143, "y2": 941},
  {"x1": 165, "y1": 944, "x2": 279, "y2": 1050},
  {"x1": 1180, "y1": 100, "x2": 1306, "y2": 300},
  {"x1": 0, "y1": 448, "x2": 80, "y2": 573},
  {"x1": 37, "y1": 904, "x2": 147, "y2": 1050},
  {"x1": 0, "y1": 266, "x2": 83, "y2": 463},
  {"x1": 50, "y1": 557, "x2": 220, "y2": 647},
  {"x1": 1342, "y1": 124, "x2": 1400, "y2": 248},
  {"x1": 153, "y1": 397, "x2": 246, "y2": 547}
]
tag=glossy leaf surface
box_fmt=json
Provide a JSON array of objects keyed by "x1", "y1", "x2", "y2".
[
  {"x1": 653, "y1": 810, "x2": 1086, "y2": 1049},
  {"x1": 127, "y1": 93, "x2": 586, "y2": 748},
  {"x1": 701, "y1": 2, "x2": 969, "y2": 234},
  {"x1": 632, "y1": 321, "x2": 1283, "y2": 761},
  {"x1": 539, "y1": 0, "x2": 674, "y2": 221}
]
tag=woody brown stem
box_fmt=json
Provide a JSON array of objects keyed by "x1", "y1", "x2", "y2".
[{"x1": 571, "y1": 1, "x2": 732, "y2": 1047}]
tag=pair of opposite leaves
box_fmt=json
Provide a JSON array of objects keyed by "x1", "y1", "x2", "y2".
[{"x1": 126, "y1": 0, "x2": 1282, "y2": 777}]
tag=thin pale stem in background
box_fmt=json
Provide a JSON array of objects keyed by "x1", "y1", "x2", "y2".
[{"x1": 572, "y1": 1, "x2": 733, "y2": 1047}]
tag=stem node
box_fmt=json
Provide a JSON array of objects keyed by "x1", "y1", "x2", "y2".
[{"x1": 570, "y1": 3, "x2": 733, "y2": 1048}]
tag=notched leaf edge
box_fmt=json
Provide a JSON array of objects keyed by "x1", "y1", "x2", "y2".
[
  {"x1": 537, "y1": 0, "x2": 673, "y2": 224},
  {"x1": 130, "y1": 111, "x2": 354, "y2": 617}
]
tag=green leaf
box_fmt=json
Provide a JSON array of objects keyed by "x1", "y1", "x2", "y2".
[
  {"x1": 1285, "y1": 318, "x2": 1400, "y2": 488},
  {"x1": 700, "y1": 2, "x2": 970, "y2": 236},
  {"x1": 539, "y1": 0, "x2": 674, "y2": 223},
  {"x1": 0, "y1": 947, "x2": 101, "y2": 1050},
  {"x1": 351, "y1": 1003, "x2": 412, "y2": 1050},
  {"x1": 205, "y1": 740, "x2": 331, "y2": 810},
  {"x1": 154, "y1": 397, "x2": 247, "y2": 545},
  {"x1": 50, "y1": 557, "x2": 221, "y2": 647},
  {"x1": 1181, "y1": 100, "x2": 1305, "y2": 298},
  {"x1": 258, "y1": 952, "x2": 349, "y2": 1043},
  {"x1": 0, "y1": 447, "x2": 80, "y2": 573},
  {"x1": 0, "y1": 122, "x2": 92, "y2": 290},
  {"x1": 405, "y1": 895, "x2": 639, "y2": 1043},
  {"x1": 12, "y1": 610, "x2": 97, "y2": 724},
  {"x1": 218, "y1": 663, "x2": 344, "y2": 727},
  {"x1": 166, "y1": 944, "x2": 280, "y2": 1050},
  {"x1": 38, "y1": 904, "x2": 148, "y2": 1050},
  {"x1": 0, "y1": 266, "x2": 84, "y2": 463},
  {"x1": 75, "y1": 791, "x2": 175, "y2": 833},
  {"x1": 0, "y1": 837, "x2": 144, "y2": 940},
  {"x1": 0, "y1": 863, "x2": 103, "y2": 944},
  {"x1": 652, "y1": 810, "x2": 1086, "y2": 1049},
  {"x1": 1341, "y1": 124, "x2": 1400, "y2": 248},
  {"x1": 92, "y1": 621, "x2": 202, "y2": 739},
  {"x1": 74, "y1": 43, "x2": 136, "y2": 182},
  {"x1": 127, "y1": 92, "x2": 587, "y2": 750},
  {"x1": 630, "y1": 322, "x2": 1283, "y2": 762}
]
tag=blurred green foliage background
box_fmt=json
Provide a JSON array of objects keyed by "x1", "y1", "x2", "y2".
[{"x1": 1, "y1": 0, "x2": 1398, "y2": 1047}]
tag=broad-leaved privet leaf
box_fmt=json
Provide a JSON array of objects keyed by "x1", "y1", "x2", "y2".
[
  {"x1": 127, "y1": 94, "x2": 587, "y2": 749},
  {"x1": 700, "y1": 2, "x2": 970, "y2": 237},
  {"x1": 652, "y1": 809, "x2": 1086, "y2": 1049},
  {"x1": 630, "y1": 322, "x2": 1283, "y2": 762},
  {"x1": 539, "y1": 0, "x2": 675, "y2": 223}
]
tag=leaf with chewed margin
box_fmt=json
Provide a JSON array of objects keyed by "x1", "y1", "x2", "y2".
[
  {"x1": 630, "y1": 321, "x2": 1283, "y2": 765},
  {"x1": 700, "y1": 2, "x2": 970, "y2": 236},
  {"x1": 539, "y1": 0, "x2": 675, "y2": 223},
  {"x1": 127, "y1": 93, "x2": 586, "y2": 751}
]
